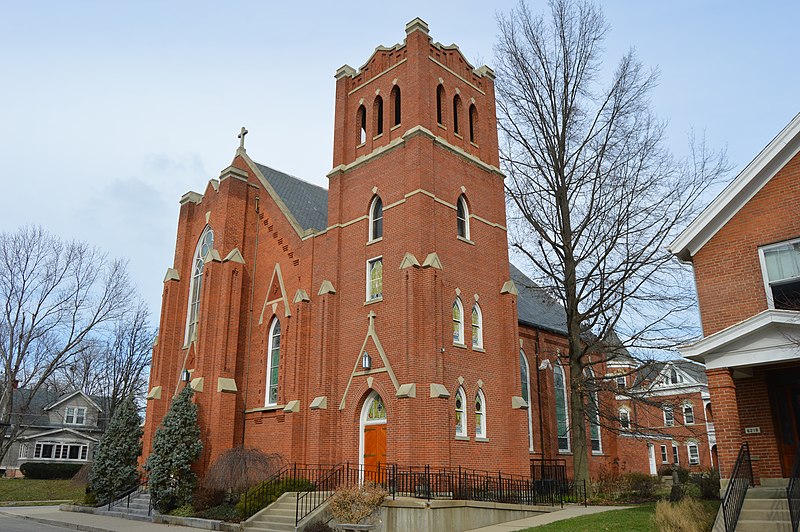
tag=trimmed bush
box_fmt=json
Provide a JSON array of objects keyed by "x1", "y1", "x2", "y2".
[
  {"x1": 198, "y1": 503, "x2": 241, "y2": 522},
  {"x1": 237, "y1": 477, "x2": 314, "y2": 518},
  {"x1": 20, "y1": 462, "x2": 83, "y2": 479}
]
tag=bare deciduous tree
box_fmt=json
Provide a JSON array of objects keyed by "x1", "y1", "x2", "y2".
[
  {"x1": 0, "y1": 225, "x2": 134, "y2": 464},
  {"x1": 48, "y1": 300, "x2": 154, "y2": 420},
  {"x1": 495, "y1": 0, "x2": 728, "y2": 490}
]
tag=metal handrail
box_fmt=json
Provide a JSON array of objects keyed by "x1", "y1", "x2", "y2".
[
  {"x1": 107, "y1": 476, "x2": 150, "y2": 516},
  {"x1": 721, "y1": 442, "x2": 754, "y2": 532},
  {"x1": 295, "y1": 463, "x2": 344, "y2": 525},
  {"x1": 787, "y1": 445, "x2": 800, "y2": 532}
]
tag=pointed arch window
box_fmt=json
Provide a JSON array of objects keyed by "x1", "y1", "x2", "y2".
[
  {"x1": 453, "y1": 95, "x2": 462, "y2": 135},
  {"x1": 265, "y1": 318, "x2": 281, "y2": 406},
  {"x1": 585, "y1": 368, "x2": 602, "y2": 453},
  {"x1": 471, "y1": 303, "x2": 483, "y2": 348},
  {"x1": 455, "y1": 387, "x2": 467, "y2": 437},
  {"x1": 469, "y1": 104, "x2": 477, "y2": 143},
  {"x1": 185, "y1": 226, "x2": 214, "y2": 345},
  {"x1": 391, "y1": 85, "x2": 401, "y2": 127},
  {"x1": 452, "y1": 298, "x2": 464, "y2": 345},
  {"x1": 374, "y1": 96, "x2": 384, "y2": 136},
  {"x1": 475, "y1": 390, "x2": 486, "y2": 438},
  {"x1": 554, "y1": 362, "x2": 570, "y2": 452},
  {"x1": 357, "y1": 105, "x2": 367, "y2": 145},
  {"x1": 457, "y1": 195, "x2": 470, "y2": 239},
  {"x1": 365, "y1": 394, "x2": 386, "y2": 421},
  {"x1": 436, "y1": 85, "x2": 445, "y2": 126},
  {"x1": 520, "y1": 351, "x2": 533, "y2": 451},
  {"x1": 369, "y1": 196, "x2": 383, "y2": 241}
]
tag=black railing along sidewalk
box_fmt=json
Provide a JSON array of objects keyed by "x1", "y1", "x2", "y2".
[
  {"x1": 107, "y1": 476, "x2": 150, "y2": 516},
  {"x1": 721, "y1": 442, "x2": 754, "y2": 532},
  {"x1": 241, "y1": 463, "x2": 338, "y2": 520},
  {"x1": 787, "y1": 445, "x2": 800, "y2": 532}
]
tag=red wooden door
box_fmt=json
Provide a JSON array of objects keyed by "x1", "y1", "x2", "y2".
[{"x1": 363, "y1": 424, "x2": 387, "y2": 482}]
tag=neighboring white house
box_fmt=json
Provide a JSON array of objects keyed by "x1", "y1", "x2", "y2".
[{"x1": 1, "y1": 389, "x2": 107, "y2": 477}]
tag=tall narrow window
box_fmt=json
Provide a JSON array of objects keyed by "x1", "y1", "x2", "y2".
[
  {"x1": 663, "y1": 406, "x2": 674, "y2": 427},
  {"x1": 452, "y1": 298, "x2": 464, "y2": 344},
  {"x1": 554, "y1": 362, "x2": 570, "y2": 452},
  {"x1": 660, "y1": 445, "x2": 668, "y2": 464},
  {"x1": 471, "y1": 303, "x2": 483, "y2": 348},
  {"x1": 265, "y1": 318, "x2": 281, "y2": 406},
  {"x1": 374, "y1": 96, "x2": 384, "y2": 136},
  {"x1": 585, "y1": 368, "x2": 602, "y2": 453},
  {"x1": 455, "y1": 387, "x2": 467, "y2": 437},
  {"x1": 369, "y1": 196, "x2": 383, "y2": 241},
  {"x1": 367, "y1": 257, "x2": 383, "y2": 300},
  {"x1": 456, "y1": 195, "x2": 470, "y2": 239},
  {"x1": 436, "y1": 85, "x2": 445, "y2": 125},
  {"x1": 186, "y1": 226, "x2": 214, "y2": 345},
  {"x1": 672, "y1": 444, "x2": 680, "y2": 465},
  {"x1": 357, "y1": 105, "x2": 367, "y2": 145},
  {"x1": 520, "y1": 351, "x2": 533, "y2": 451},
  {"x1": 687, "y1": 443, "x2": 700, "y2": 465},
  {"x1": 453, "y1": 95, "x2": 462, "y2": 135},
  {"x1": 475, "y1": 390, "x2": 486, "y2": 438},
  {"x1": 469, "y1": 104, "x2": 477, "y2": 143},
  {"x1": 619, "y1": 408, "x2": 630, "y2": 430},
  {"x1": 391, "y1": 85, "x2": 401, "y2": 127},
  {"x1": 616, "y1": 375, "x2": 626, "y2": 390},
  {"x1": 760, "y1": 239, "x2": 800, "y2": 309},
  {"x1": 683, "y1": 403, "x2": 695, "y2": 425}
]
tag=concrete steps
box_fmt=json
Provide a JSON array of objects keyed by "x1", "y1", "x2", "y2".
[
  {"x1": 735, "y1": 484, "x2": 793, "y2": 532},
  {"x1": 244, "y1": 492, "x2": 300, "y2": 532}
]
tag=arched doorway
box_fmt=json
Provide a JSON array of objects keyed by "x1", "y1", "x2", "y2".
[{"x1": 359, "y1": 392, "x2": 387, "y2": 482}]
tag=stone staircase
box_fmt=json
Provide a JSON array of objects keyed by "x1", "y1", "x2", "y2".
[
  {"x1": 735, "y1": 481, "x2": 792, "y2": 532},
  {"x1": 102, "y1": 490, "x2": 153, "y2": 522},
  {"x1": 243, "y1": 492, "x2": 300, "y2": 532}
]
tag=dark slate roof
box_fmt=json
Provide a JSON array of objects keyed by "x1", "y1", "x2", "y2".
[
  {"x1": 510, "y1": 264, "x2": 568, "y2": 335},
  {"x1": 254, "y1": 163, "x2": 328, "y2": 233},
  {"x1": 637, "y1": 360, "x2": 708, "y2": 385},
  {"x1": 8, "y1": 389, "x2": 110, "y2": 428}
]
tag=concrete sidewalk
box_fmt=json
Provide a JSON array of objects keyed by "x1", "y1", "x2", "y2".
[
  {"x1": 0, "y1": 505, "x2": 196, "y2": 531},
  {"x1": 466, "y1": 504, "x2": 629, "y2": 531}
]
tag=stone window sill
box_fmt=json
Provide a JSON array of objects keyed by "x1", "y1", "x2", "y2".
[
  {"x1": 457, "y1": 236, "x2": 475, "y2": 245},
  {"x1": 475, "y1": 437, "x2": 489, "y2": 443},
  {"x1": 453, "y1": 342, "x2": 468, "y2": 350},
  {"x1": 245, "y1": 404, "x2": 285, "y2": 414},
  {"x1": 365, "y1": 297, "x2": 383, "y2": 306},
  {"x1": 455, "y1": 435, "x2": 470, "y2": 441}
]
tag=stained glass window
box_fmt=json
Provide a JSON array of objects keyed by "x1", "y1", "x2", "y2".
[
  {"x1": 520, "y1": 351, "x2": 533, "y2": 451},
  {"x1": 475, "y1": 390, "x2": 486, "y2": 438},
  {"x1": 455, "y1": 387, "x2": 466, "y2": 437},
  {"x1": 186, "y1": 227, "x2": 213, "y2": 344},
  {"x1": 266, "y1": 319, "x2": 280, "y2": 405},
  {"x1": 366, "y1": 395, "x2": 386, "y2": 421},
  {"x1": 453, "y1": 299, "x2": 464, "y2": 344},
  {"x1": 554, "y1": 363, "x2": 569, "y2": 451},
  {"x1": 368, "y1": 258, "x2": 383, "y2": 300},
  {"x1": 472, "y1": 304, "x2": 482, "y2": 348}
]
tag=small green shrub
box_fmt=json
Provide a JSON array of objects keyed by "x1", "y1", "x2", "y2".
[
  {"x1": 236, "y1": 477, "x2": 314, "y2": 518},
  {"x1": 689, "y1": 470, "x2": 720, "y2": 500},
  {"x1": 198, "y1": 503, "x2": 241, "y2": 522},
  {"x1": 625, "y1": 472, "x2": 659, "y2": 499},
  {"x1": 168, "y1": 504, "x2": 195, "y2": 517},
  {"x1": 20, "y1": 462, "x2": 83, "y2": 479},
  {"x1": 82, "y1": 492, "x2": 98, "y2": 506}
]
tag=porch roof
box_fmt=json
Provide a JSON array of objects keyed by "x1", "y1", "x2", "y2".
[{"x1": 679, "y1": 309, "x2": 800, "y2": 370}]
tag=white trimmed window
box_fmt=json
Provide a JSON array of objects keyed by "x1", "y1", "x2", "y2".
[
  {"x1": 367, "y1": 257, "x2": 383, "y2": 301},
  {"x1": 456, "y1": 195, "x2": 470, "y2": 239},
  {"x1": 452, "y1": 298, "x2": 464, "y2": 344},
  {"x1": 616, "y1": 375, "x2": 626, "y2": 390},
  {"x1": 683, "y1": 403, "x2": 695, "y2": 425},
  {"x1": 520, "y1": 351, "x2": 533, "y2": 451},
  {"x1": 65, "y1": 407, "x2": 86, "y2": 425},
  {"x1": 663, "y1": 406, "x2": 674, "y2": 427},
  {"x1": 667, "y1": 368, "x2": 683, "y2": 385},
  {"x1": 265, "y1": 318, "x2": 281, "y2": 406},
  {"x1": 455, "y1": 387, "x2": 467, "y2": 438},
  {"x1": 660, "y1": 445, "x2": 668, "y2": 464},
  {"x1": 369, "y1": 196, "x2": 383, "y2": 241},
  {"x1": 619, "y1": 408, "x2": 630, "y2": 430},
  {"x1": 554, "y1": 362, "x2": 570, "y2": 452},
  {"x1": 687, "y1": 443, "x2": 700, "y2": 465},
  {"x1": 34, "y1": 441, "x2": 88, "y2": 461},
  {"x1": 185, "y1": 226, "x2": 214, "y2": 345},
  {"x1": 672, "y1": 444, "x2": 680, "y2": 465},
  {"x1": 18, "y1": 443, "x2": 27, "y2": 459},
  {"x1": 471, "y1": 303, "x2": 483, "y2": 348},
  {"x1": 759, "y1": 238, "x2": 800, "y2": 310},
  {"x1": 475, "y1": 390, "x2": 487, "y2": 438}
]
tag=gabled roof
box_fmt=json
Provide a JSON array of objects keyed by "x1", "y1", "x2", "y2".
[
  {"x1": 636, "y1": 359, "x2": 708, "y2": 386},
  {"x1": 44, "y1": 390, "x2": 103, "y2": 413},
  {"x1": 670, "y1": 112, "x2": 800, "y2": 261},
  {"x1": 19, "y1": 427, "x2": 99, "y2": 443},
  {"x1": 252, "y1": 162, "x2": 328, "y2": 233},
  {"x1": 510, "y1": 264, "x2": 568, "y2": 335}
]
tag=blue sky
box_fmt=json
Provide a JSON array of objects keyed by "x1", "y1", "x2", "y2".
[{"x1": 1, "y1": 1, "x2": 798, "y2": 317}]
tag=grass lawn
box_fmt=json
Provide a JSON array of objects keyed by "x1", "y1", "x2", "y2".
[
  {"x1": 520, "y1": 500, "x2": 721, "y2": 532},
  {"x1": 0, "y1": 478, "x2": 85, "y2": 503}
]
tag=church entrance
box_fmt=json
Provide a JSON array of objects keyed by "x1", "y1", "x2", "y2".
[
  {"x1": 768, "y1": 369, "x2": 800, "y2": 477},
  {"x1": 360, "y1": 392, "x2": 387, "y2": 483}
]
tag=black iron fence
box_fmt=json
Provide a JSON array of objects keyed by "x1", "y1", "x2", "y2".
[
  {"x1": 240, "y1": 463, "x2": 338, "y2": 519},
  {"x1": 721, "y1": 442, "x2": 754, "y2": 532},
  {"x1": 292, "y1": 462, "x2": 586, "y2": 526},
  {"x1": 107, "y1": 476, "x2": 151, "y2": 516},
  {"x1": 787, "y1": 445, "x2": 800, "y2": 532}
]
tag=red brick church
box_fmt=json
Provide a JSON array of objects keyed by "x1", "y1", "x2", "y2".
[{"x1": 142, "y1": 19, "x2": 713, "y2": 480}]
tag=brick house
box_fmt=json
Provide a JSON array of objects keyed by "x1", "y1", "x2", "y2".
[
  {"x1": 670, "y1": 112, "x2": 800, "y2": 484},
  {"x1": 142, "y1": 19, "x2": 711, "y2": 480}
]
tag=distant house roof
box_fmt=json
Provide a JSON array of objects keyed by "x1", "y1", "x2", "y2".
[
  {"x1": 8, "y1": 388, "x2": 108, "y2": 429},
  {"x1": 510, "y1": 264, "x2": 568, "y2": 335},
  {"x1": 253, "y1": 162, "x2": 329, "y2": 233},
  {"x1": 636, "y1": 360, "x2": 708, "y2": 386}
]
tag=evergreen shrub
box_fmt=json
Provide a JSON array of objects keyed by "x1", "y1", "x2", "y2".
[
  {"x1": 89, "y1": 396, "x2": 143, "y2": 504},
  {"x1": 20, "y1": 462, "x2": 82, "y2": 479}
]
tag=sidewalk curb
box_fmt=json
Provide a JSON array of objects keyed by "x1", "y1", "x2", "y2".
[{"x1": 0, "y1": 509, "x2": 111, "y2": 532}]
